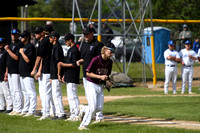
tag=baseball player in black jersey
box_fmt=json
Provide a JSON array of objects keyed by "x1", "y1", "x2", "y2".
[
  {"x1": 19, "y1": 30, "x2": 37, "y2": 117},
  {"x1": 5, "y1": 29, "x2": 24, "y2": 116},
  {"x1": 76, "y1": 26, "x2": 104, "y2": 123},
  {"x1": 58, "y1": 33, "x2": 81, "y2": 121},
  {"x1": 49, "y1": 31, "x2": 65, "y2": 119},
  {"x1": 31, "y1": 25, "x2": 55, "y2": 120},
  {"x1": 0, "y1": 37, "x2": 13, "y2": 113}
]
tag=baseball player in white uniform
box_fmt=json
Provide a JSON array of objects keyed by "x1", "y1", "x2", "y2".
[
  {"x1": 179, "y1": 40, "x2": 197, "y2": 94},
  {"x1": 197, "y1": 48, "x2": 200, "y2": 90},
  {"x1": 164, "y1": 40, "x2": 180, "y2": 94}
]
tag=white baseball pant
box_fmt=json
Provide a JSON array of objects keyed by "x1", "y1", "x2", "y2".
[
  {"x1": 20, "y1": 77, "x2": 37, "y2": 114},
  {"x1": 164, "y1": 66, "x2": 177, "y2": 93},
  {"x1": 0, "y1": 81, "x2": 12, "y2": 110},
  {"x1": 83, "y1": 77, "x2": 104, "y2": 121},
  {"x1": 8, "y1": 74, "x2": 23, "y2": 113},
  {"x1": 80, "y1": 81, "x2": 104, "y2": 127},
  {"x1": 67, "y1": 83, "x2": 80, "y2": 118},
  {"x1": 51, "y1": 79, "x2": 65, "y2": 117},
  {"x1": 39, "y1": 75, "x2": 55, "y2": 116},
  {"x1": 42, "y1": 73, "x2": 55, "y2": 117},
  {"x1": 181, "y1": 66, "x2": 193, "y2": 93}
]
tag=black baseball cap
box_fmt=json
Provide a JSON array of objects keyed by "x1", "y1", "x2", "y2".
[
  {"x1": 50, "y1": 31, "x2": 60, "y2": 39},
  {"x1": 105, "y1": 43, "x2": 115, "y2": 53},
  {"x1": 34, "y1": 26, "x2": 43, "y2": 34},
  {"x1": 82, "y1": 26, "x2": 95, "y2": 34},
  {"x1": 43, "y1": 25, "x2": 54, "y2": 33},
  {"x1": 64, "y1": 33, "x2": 75, "y2": 41},
  {"x1": 20, "y1": 30, "x2": 31, "y2": 38}
]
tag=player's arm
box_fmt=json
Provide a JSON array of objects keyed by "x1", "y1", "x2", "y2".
[
  {"x1": 4, "y1": 45, "x2": 19, "y2": 61},
  {"x1": 35, "y1": 59, "x2": 42, "y2": 80},
  {"x1": 19, "y1": 48, "x2": 30, "y2": 63},
  {"x1": 189, "y1": 54, "x2": 197, "y2": 60},
  {"x1": 86, "y1": 72, "x2": 108, "y2": 81},
  {"x1": 167, "y1": 55, "x2": 176, "y2": 61},
  {"x1": 4, "y1": 67, "x2": 8, "y2": 82},
  {"x1": 30, "y1": 56, "x2": 42, "y2": 76}
]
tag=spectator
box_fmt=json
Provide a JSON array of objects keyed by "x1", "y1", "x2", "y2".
[
  {"x1": 192, "y1": 37, "x2": 200, "y2": 54},
  {"x1": 101, "y1": 23, "x2": 113, "y2": 45},
  {"x1": 173, "y1": 27, "x2": 182, "y2": 51},
  {"x1": 179, "y1": 24, "x2": 192, "y2": 49}
]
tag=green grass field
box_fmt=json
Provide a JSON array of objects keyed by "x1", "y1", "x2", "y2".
[
  {"x1": 1, "y1": 62, "x2": 200, "y2": 132},
  {"x1": 1, "y1": 84, "x2": 200, "y2": 132}
]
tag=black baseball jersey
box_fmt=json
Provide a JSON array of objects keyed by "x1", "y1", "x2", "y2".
[
  {"x1": 50, "y1": 42, "x2": 65, "y2": 79},
  {"x1": 64, "y1": 44, "x2": 80, "y2": 84},
  {"x1": 37, "y1": 36, "x2": 52, "y2": 74},
  {"x1": 0, "y1": 48, "x2": 7, "y2": 81},
  {"x1": 7, "y1": 40, "x2": 24, "y2": 74},
  {"x1": 19, "y1": 43, "x2": 36, "y2": 77},
  {"x1": 80, "y1": 38, "x2": 104, "y2": 77}
]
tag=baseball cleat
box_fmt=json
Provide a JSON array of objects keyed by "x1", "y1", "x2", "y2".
[
  {"x1": 78, "y1": 105, "x2": 85, "y2": 121},
  {"x1": 78, "y1": 126, "x2": 89, "y2": 130},
  {"x1": 91, "y1": 119, "x2": 104, "y2": 124},
  {"x1": 37, "y1": 115, "x2": 50, "y2": 121},
  {"x1": 23, "y1": 113, "x2": 34, "y2": 117},
  {"x1": 189, "y1": 92, "x2": 195, "y2": 94},
  {"x1": 8, "y1": 111, "x2": 21, "y2": 116}
]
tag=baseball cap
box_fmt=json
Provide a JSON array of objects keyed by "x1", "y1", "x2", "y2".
[
  {"x1": 184, "y1": 40, "x2": 191, "y2": 44},
  {"x1": 43, "y1": 25, "x2": 54, "y2": 33},
  {"x1": 105, "y1": 43, "x2": 116, "y2": 53},
  {"x1": 50, "y1": 31, "x2": 60, "y2": 39},
  {"x1": 20, "y1": 30, "x2": 31, "y2": 38},
  {"x1": 183, "y1": 24, "x2": 187, "y2": 28},
  {"x1": 64, "y1": 33, "x2": 75, "y2": 41},
  {"x1": 82, "y1": 26, "x2": 95, "y2": 34},
  {"x1": 168, "y1": 40, "x2": 174, "y2": 45},
  {"x1": 11, "y1": 29, "x2": 20, "y2": 34},
  {"x1": 34, "y1": 26, "x2": 43, "y2": 34}
]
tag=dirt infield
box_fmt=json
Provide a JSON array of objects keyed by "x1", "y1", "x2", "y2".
[{"x1": 36, "y1": 94, "x2": 200, "y2": 130}]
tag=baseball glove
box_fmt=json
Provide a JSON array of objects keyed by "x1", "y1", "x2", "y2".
[{"x1": 105, "y1": 80, "x2": 115, "y2": 92}]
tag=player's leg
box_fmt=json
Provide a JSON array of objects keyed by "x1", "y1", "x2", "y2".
[
  {"x1": 182, "y1": 67, "x2": 189, "y2": 94},
  {"x1": 94, "y1": 84, "x2": 104, "y2": 123},
  {"x1": 66, "y1": 83, "x2": 79, "y2": 120},
  {"x1": 172, "y1": 67, "x2": 178, "y2": 94},
  {"x1": 52, "y1": 79, "x2": 65, "y2": 118},
  {"x1": 0, "y1": 82, "x2": 6, "y2": 111},
  {"x1": 188, "y1": 67, "x2": 194, "y2": 93},
  {"x1": 23, "y1": 77, "x2": 37, "y2": 115},
  {"x1": 79, "y1": 81, "x2": 97, "y2": 129},
  {"x1": 20, "y1": 77, "x2": 29, "y2": 115},
  {"x1": 12, "y1": 74, "x2": 23, "y2": 113},
  {"x1": 1, "y1": 81, "x2": 12, "y2": 112},
  {"x1": 164, "y1": 67, "x2": 172, "y2": 94}
]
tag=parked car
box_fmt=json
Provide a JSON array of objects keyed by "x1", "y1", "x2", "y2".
[
  {"x1": 58, "y1": 36, "x2": 70, "y2": 58},
  {"x1": 114, "y1": 39, "x2": 141, "y2": 62}
]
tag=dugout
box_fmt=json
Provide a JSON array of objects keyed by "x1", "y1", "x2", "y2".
[{"x1": 142, "y1": 26, "x2": 171, "y2": 64}]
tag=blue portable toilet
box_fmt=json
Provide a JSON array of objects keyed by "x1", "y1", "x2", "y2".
[{"x1": 142, "y1": 26, "x2": 171, "y2": 63}]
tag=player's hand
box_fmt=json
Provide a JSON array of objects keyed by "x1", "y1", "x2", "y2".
[
  {"x1": 30, "y1": 70, "x2": 35, "y2": 77},
  {"x1": 19, "y1": 48, "x2": 24, "y2": 54},
  {"x1": 4, "y1": 73, "x2": 8, "y2": 82},
  {"x1": 76, "y1": 60, "x2": 81, "y2": 66},
  {"x1": 181, "y1": 61, "x2": 185, "y2": 65},
  {"x1": 4, "y1": 45, "x2": 9, "y2": 51},
  {"x1": 100, "y1": 75, "x2": 108, "y2": 81},
  {"x1": 61, "y1": 76, "x2": 65, "y2": 83},
  {"x1": 188, "y1": 54, "x2": 193, "y2": 59},
  {"x1": 58, "y1": 74, "x2": 62, "y2": 81},
  {"x1": 35, "y1": 71, "x2": 41, "y2": 80}
]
